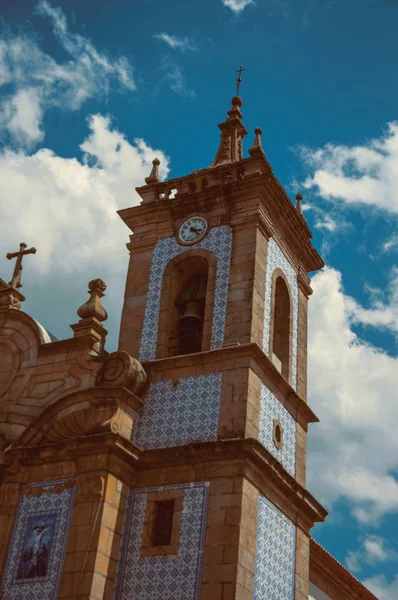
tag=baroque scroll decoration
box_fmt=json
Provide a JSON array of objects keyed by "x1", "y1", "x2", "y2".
[
  {"x1": 0, "y1": 480, "x2": 75, "y2": 600},
  {"x1": 114, "y1": 482, "x2": 209, "y2": 600},
  {"x1": 139, "y1": 225, "x2": 233, "y2": 362},
  {"x1": 96, "y1": 351, "x2": 148, "y2": 397}
]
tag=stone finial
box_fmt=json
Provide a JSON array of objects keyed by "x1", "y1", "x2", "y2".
[
  {"x1": 145, "y1": 158, "x2": 161, "y2": 184},
  {"x1": 77, "y1": 279, "x2": 108, "y2": 322},
  {"x1": 211, "y1": 96, "x2": 248, "y2": 168},
  {"x1": 296, "y1": 193, "x2": 303, "y2": 215},
  {"x1": 248, "y1": 127, "x2": 266, "y2": 158},
  {"x1": 0, "y1": 278, "x2": 25, "y2": 311}
]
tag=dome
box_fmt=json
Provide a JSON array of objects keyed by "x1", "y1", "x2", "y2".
[{"x1": 33, "y1": 319, "x2": 58, "y2": 344}]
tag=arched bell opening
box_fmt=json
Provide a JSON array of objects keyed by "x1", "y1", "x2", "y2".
[
  {"x1": 270, "y1": 272, "x2": 292, "y2": 382},
  {"x1": 156, "y1": 252, "x2": 215, "y2": 359}
]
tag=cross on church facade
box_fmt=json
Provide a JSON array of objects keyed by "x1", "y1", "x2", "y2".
[
  {"x1": 235, "y1": 66, "x2": 246, "y2": 95},
  {"x1": 6, "y1": 242, "x2": 36, "y2": 289}
]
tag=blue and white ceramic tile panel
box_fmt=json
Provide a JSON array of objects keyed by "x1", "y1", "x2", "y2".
[
  {"x1": 113, "y1": 482, "x2": 209, "y2": 600},
  {"x1": 259, "y1": 383, "x2": 296, "y2": 478},
  {"x1": 262, "y1": 238, "x2": 298, "y2": 390},
  {"x1": 0, "y1": 480, "x2": 75, "y2": 600},
  {"x1": 134, "y1": 373, "x2": 222, "y2": 450},
  {"x1": 138, "y1": 225, "x2": 233, "y2": 362},
  {"x1": 254, "y1": 495, "x2": 296, "y2": 600}
]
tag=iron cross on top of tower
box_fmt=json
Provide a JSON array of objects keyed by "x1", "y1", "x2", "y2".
[
  {"x1": 235, "y1": 66, "x2": 246, "y2": 96},
  {"x1": 6, "y1": 242, "x2": 37, "y2": 289}
]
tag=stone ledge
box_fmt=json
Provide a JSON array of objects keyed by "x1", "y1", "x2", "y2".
[
  {"x1": 140, "y1": 437, "x2": 327, "y2": 529},
  {"x1": 142, "y1": 342, "x2": 319, "y2": 427},
  {"x1": 1, "y1": 434, "x2": 326, "y2": 530}
]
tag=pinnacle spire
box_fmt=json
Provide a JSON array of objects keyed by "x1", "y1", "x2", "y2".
[
  {"x1": 296, "y1": 193, "x2": 303, "y2": 215},
  {"x1": 145, "y1": 158, "x2": 160, "y2": 184},
  {"x1": 211, "y1": 95, "x2": 248, "y2": 168},
  {"x1": 248, "y1": 127, "x2": 266, "y2": 158}
]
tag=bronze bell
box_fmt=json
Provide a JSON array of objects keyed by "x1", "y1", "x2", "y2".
[{"x1": 179, "y1": 301, "x2": 202, "y2": 323}]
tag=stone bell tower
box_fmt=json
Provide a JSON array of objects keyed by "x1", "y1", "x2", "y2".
[{"x1": 113, "y1": 93, "x2": 327, "y2": 600}]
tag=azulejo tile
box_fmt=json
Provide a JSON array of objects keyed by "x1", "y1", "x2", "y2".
[
  {"x1": 139, "y1": 226, "x2": 233, "y2": 361},
  {"x1": 262, "y1": 238, "x2": 298, "y2": 390},
  {"x1": 134, "y1": 373, "x2": 222, "y2": 450},
  {"x1": 259, "y1": 383, "x2": 296, "y2": 477},
  {"x1": 114, "y1": 482, "x2": 209, "y2": 600},
  {"x1": 254, "y1": 495, "x2": 296, "y2": 600},
  {"x1": 0, "y1": 480, "x2": 75, "y2": 600}
]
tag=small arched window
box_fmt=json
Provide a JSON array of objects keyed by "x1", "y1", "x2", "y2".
[
  {"x1": 157, "y1": 253, "x2": 215, "y2": 358},
  {"x1": 270, "y1": 274, "x2": 292, "y2": 382}
]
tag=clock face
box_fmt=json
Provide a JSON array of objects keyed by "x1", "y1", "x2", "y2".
[{"x1": 178, "y1": 216, "x2": 208, "y2": 245}]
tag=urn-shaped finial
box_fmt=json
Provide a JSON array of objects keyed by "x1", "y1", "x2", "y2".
[{"x1": 77, "y1": 279, "x2": 108, "y2": 322}]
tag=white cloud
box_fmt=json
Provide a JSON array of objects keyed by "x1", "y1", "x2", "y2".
[
  {"x1": 153, "y1": 33, "x2": 197, "y2": 52},
  {"x1": 300, "y1": 121, "x2": 398, "y2": 214},
  {"x1": 307, "y1": 267, "x2": 398, "y2": 523},
  {"x1": 362, "y1": 574, "x2": 398, "y2": 600},
  {"x1": 346, "y1": 550, "x2": 362, "y2": 573},
  {"x1": 0, "y1": 0, "x2": 135, "y2": 146},
  {"x1": 160, "y1": 57, "x2": 195, "y2": 99},
  {"x1": 0, "y1": 114, "x2": 169, "y2": 344},
  {"x1": 1, "y1": 88, "x2": 44, "y2": 145},
  {"x1": 1, "y1": 113, "x2": 169, "y2": 274},
  {"x1": 382, "y1": 234, "x2": 398, "y2": 253},
  {"x1": 345, "y1": 267, "x2": 398, "y2": 341},
  {"x1": 346, "y1": 535, "x2": 396, "y2": 573},
  {"x1": 314, "y1": 213, "x2": 339, "y2": 232},
  {"x1": 222, "y1": 0, "x2": 254, "y2": 13}
]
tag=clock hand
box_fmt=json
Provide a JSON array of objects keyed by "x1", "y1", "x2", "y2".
[{"x1": 190, "y1": 226, "x2": 201, "y2": 234}]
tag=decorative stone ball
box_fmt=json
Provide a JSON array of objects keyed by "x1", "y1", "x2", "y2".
[{"x1": 231, "y1": 95, "x2": 243, "y2": 107}]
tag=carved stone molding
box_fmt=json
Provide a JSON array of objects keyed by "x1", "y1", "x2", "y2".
[
  {"x1": 43, "y1": 397, "x2": 120, "y2": 443},
  {"x1": 15, "y1": 385, "x2": 143, "y2": 450},
  {"x1": 76, "y1": 472, "x2": 105, "y2": 501},
  {"x1": 0, "y1": 285, "x2": 25, "y2": 311},
  {"x1": 21, "y1": 480, "x2": 74, "y2": 497},
  {"x1": 96, "y1": 350, "x2": 148, "y2": 397}
]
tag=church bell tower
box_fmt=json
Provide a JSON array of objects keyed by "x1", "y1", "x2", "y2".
[{"x1": 113, "y1": 93, "x2": 327, "y2": 600}]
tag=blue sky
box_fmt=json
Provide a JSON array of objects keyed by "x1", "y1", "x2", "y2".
[{"x1": 1, "y1": 0, "x2": 398, "y2": 596}]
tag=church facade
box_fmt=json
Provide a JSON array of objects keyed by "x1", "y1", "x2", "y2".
[{"x1": 0, "y1": 95, "x2": 376, "y2": 600}]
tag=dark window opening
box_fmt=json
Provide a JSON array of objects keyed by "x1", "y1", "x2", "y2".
[
  {"x1": 273, "y1": 419, "x2": 283, "y2": 449},
  {"x1": 160, "y1": 254, "x2": 210, "y2": 358},
  {"x1": 176, "y1": 275, "x2": 207, "y2": 355},
  {"x1": 272, "y1": 276, "x2": 291, "y2": 381},
  {"x1": 151, "y1": 499, "x2": 175, "y2": 547}
]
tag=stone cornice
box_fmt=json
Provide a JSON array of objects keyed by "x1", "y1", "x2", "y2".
[
  {"x1": 142, "y1": 342, "x2": 318, "y2": 427},
  {"x1": 118, "y1": 157, "x2": 323, "y2": 274},
  {"x1": 141, "y1": 438, "x2": 327, "y2": 528},
  {"x1": 0, "y1": 434, "x2": 327, "y2": 530},
  {"x1": 38, "y1": 336, "x2": 108, "y2": 357},
  {"x1": 297, "y1": 266, "x2": 313, "y2": 297},
  {"x1": 230, "y1": 203, "x2": 273, "y2": 240},
  {"x1": 310, "y1": 539, "x2": 378, "y2": 600}
]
